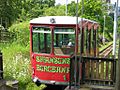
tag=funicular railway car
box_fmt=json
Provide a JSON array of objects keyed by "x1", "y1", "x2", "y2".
[{"x1": 29, "y1": 16, "x2": 99, "y2": 87}]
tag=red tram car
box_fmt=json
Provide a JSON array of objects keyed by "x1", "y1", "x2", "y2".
[{"x1": 30, "y1": 16, "x2": 99, "y2": 85}]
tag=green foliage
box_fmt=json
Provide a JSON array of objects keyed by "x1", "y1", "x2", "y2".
[
  {"x1": 1, "y1": 42, "x2": 47, "y2": 90},
  {"x1": 0, "y1": 0, "x2": 55, "y2": 25},
  {"x1": 9, "y1": 21, "x2": 29, "y2": 46},
  {"x1": 1, "y1": 21, "x2": 30, "y2": 89},
  {"x1": 1, "y1": 42, "x2": 30, "y2": 90},
  {"x1": 67, "y1": 1, "x2": 77, "y2": 16},
  {"x1": 43, "y1": 5, "x2": 65, "y2": 16},
  {"x1": 79, "y1": 0, "x2": 103, "y2": 20},
  {"x1": 98, "y1": 15, "x2": 114, "y2": 40},
  {"x1": 2, "y1": 43, "x2": 30, "y2": 78},
  {"x1": 20, "y1": 0, "x2": 55, "y2": 20},
  {"x1": 0, "y1": 0, "x2": 22, "y2": 27},
  {"x1": 26, "y1": 83, "x2": 47, "y2": 90}
]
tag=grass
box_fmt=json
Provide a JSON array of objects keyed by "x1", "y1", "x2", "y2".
[
  {"x1": 1, "y1": 43, "x2": 30, "y2": 89},
  {"x1": 0, "y1": 21, "x2": 47, "y2": 90},
  {"x1": 0, "y1": 43, "x2": 46, "y2": 90}
]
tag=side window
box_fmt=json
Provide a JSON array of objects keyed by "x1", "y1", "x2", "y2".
[
  {"x1": 54, "y1": 28, "x2": 75, "y2": 55},
  {"x1": 32, "y1": 27, "x2": 51, "y2": 54},
  {"x1": 32, "y1": 33, "x2": 39, "y2": 52}
]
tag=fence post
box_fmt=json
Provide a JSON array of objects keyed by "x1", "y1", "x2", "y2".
[
  {"x1": 115, "y1": 35, "x2": 120, "y2": 90},
  {"x1": 0, "y1": 51, "x2": 3, "y2": 79}
]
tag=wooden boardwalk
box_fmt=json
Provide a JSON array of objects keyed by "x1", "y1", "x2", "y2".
[
  {"x1": 0, "y1": 80, "x2": 18, "y2": 90},
  {"x1": 65, "y1": 85, "x2": 115, "y2": 90}
]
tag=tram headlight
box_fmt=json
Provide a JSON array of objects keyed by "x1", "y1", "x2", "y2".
[
  {"x1": 50, "y1": 18, "x2": 56, "y2": 23},
  {"x1": 33, "y1": 77, "x2": 38, "y2": 83}
]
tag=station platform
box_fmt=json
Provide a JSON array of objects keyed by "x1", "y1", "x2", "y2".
[
  {"x1": 0, "y1": 80, "x2": 18, "y2": 90},
  {"x1": 65, "y1": 85, "x2": 115, "y2": 90}
]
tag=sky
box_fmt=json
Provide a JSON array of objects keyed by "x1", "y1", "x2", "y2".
[
  {"x1": 55, "y1": 0, "x2": 78, "y2": 5},
  {"x1": 55, "y1": 0, "x2": 120, "y2": 6}
]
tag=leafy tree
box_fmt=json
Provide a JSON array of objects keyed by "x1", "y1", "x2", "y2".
[
  {"x1": 0, "y1": 0, "x2": 22, "y2": 27},
  {"x1": 65, "y1": 0, "x2": 103, "y2": 21},
  {"x1": 20, "y1": 0, "x2": 55, "y2": 20},
  {"x1": 67, "y1": 1, "x2": 77, "y2": 16},
  {"x1": 43, "y1": 5, "x2": 65, "y2": 16},
  {"x1": 0, "y1": 0, "x2": 55, "y2": 26},
  {"x1": 79, "y1": 0, "x2": 103, "y2": 21},
  {"x1": 118, "y1": 17, "x2": 120, "y2": 34},
  {"x1": 9, "y1": 21, "x2": 29, "y2": 46}
]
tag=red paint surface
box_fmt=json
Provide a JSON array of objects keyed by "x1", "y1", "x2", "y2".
[{"x1": 31, "y1": 53, "x2": 70, "y2": 82}]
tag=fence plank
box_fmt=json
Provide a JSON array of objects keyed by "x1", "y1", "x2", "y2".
[
  {"x1": 85, "y1": 61, "x2": 90, "y2": 79},
  {"x1": 110, "y1": 62, "x2": 113, "y2": 81},
  {"x1": 100, "y1": 61, "x2": 104, "y2": 80},
  {"x1": 96, "y1": 61, "x2": 99, "y2": 79},
  {"x1": 106, "y1": 61, "x2": 109, "y2": 80},
  {"x1": 0, "y1": 30, "x2": 11, "y2": 43}
]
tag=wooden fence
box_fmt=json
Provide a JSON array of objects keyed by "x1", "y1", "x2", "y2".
[
  {"x1": 69, "y1": 56, "x2": 117, "y2": 89},
  {"x1": 82, "y1": 57, "x2": 116, "y2": 86},
  {"x1": 0, "y1": 29, "x2": 10, "y2": 43}
]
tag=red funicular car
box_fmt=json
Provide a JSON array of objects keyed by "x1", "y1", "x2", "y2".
[{"x1": 30, "y1": 16, "x2": 99, "y2": 86}]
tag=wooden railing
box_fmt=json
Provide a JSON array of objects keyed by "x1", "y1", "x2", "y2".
[
  {"x1": 0, "y1": 29, "x2": 13, "y2": 43},
  {"x1": 81, "y1": 57, "x2": 117, "y2": 86},
  {"x1": 69, "y1": 56, "x2": 117, "y2": 88}
]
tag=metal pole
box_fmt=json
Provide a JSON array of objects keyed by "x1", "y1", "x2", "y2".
[
  {"x1": 113, "y1": 0, "x2": 119, "y2": 57},
  {"x1": 74, "y1": 0, "x2": 79, "y2": 88},
  {"x1": 78, "y1": 0, "x2": 84, "y2": 88}
]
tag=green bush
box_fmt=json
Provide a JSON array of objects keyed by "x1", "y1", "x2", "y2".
[
  {"x1": 1, "y1": 42, "x2": 47, "y2": 90},
  {"x1": 8, "y1": 21, "x2": 30, "y2": 46},
  {"x1": 26, "y1": 83, "x2": 47, "y2": 90},
  {"x1": 2, "y1": 21, "x2": 31, "y2": 89},
  {"x1": 1, "y1": 21, "x2": 48, "y2": 90}
]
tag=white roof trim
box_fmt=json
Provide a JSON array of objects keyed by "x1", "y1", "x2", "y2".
[{"x1": 30, "y1": 16, "x2": 97, "y2": 25}]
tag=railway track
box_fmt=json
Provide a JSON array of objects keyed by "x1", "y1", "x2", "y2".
[{"x1": 99, "y1": 44, "x2": 113, "y2": 57}]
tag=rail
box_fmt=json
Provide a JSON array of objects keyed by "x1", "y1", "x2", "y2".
[{"x1": 99, "y1": 43, "x2": 113, "y2": 57}]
